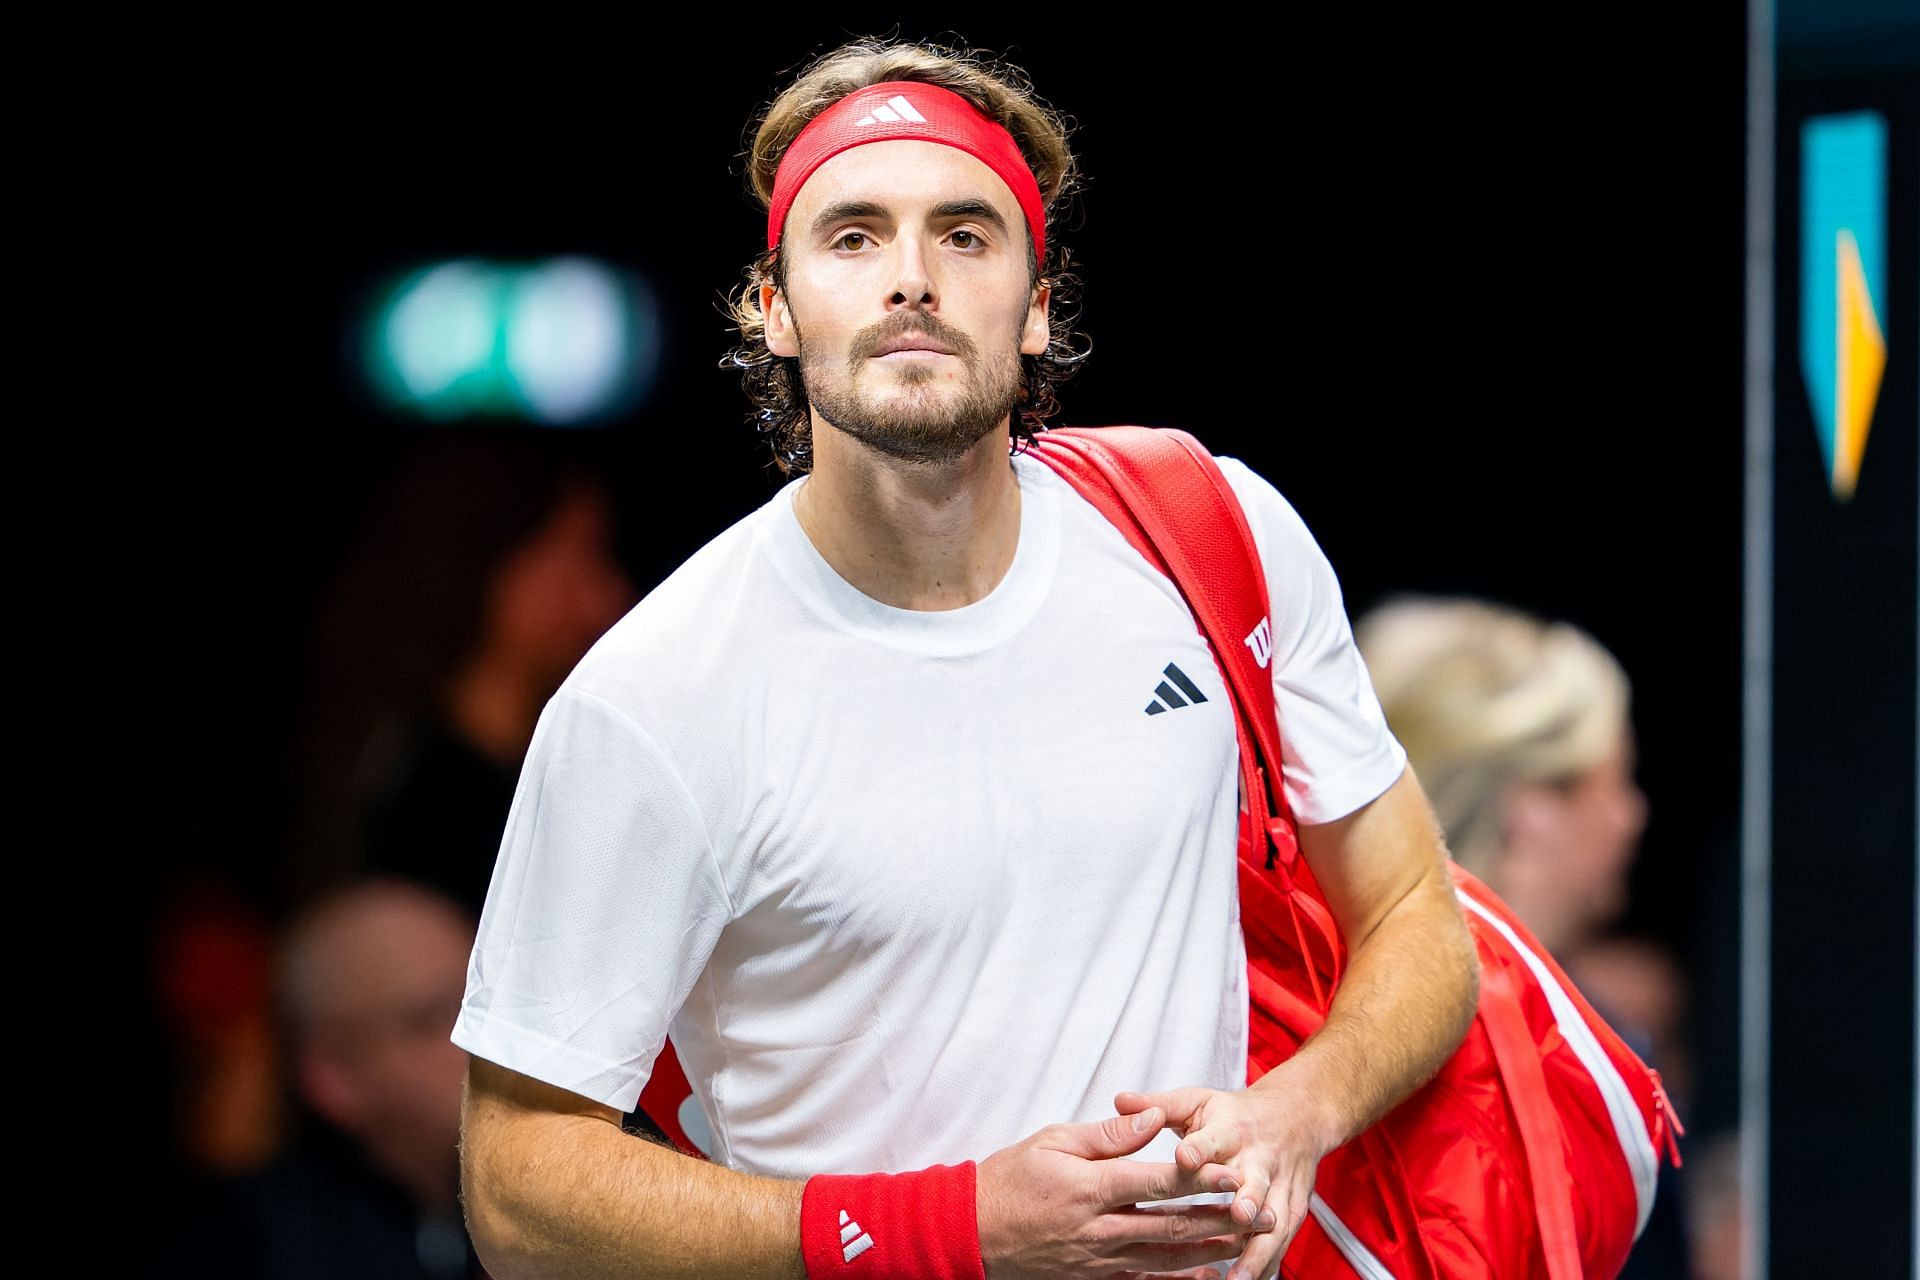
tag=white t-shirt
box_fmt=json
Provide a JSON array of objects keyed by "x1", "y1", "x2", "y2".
[{"x1": 451, "y1": 445, "x2": 1408, "y2": 1180}]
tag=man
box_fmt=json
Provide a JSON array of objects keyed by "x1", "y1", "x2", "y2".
[
  {"x1": 156, "y1": 878, "x2": 485, "y2": 1279},
  {"x1": 452, "y1": 37, "x2": 1480, "y2": 1280}
]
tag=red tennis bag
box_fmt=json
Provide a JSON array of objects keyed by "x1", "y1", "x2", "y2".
[{"x1": 1024, "y1": 425, "x2": 1685, "y2": 1279}]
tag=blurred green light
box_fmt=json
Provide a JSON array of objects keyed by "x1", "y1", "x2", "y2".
[{"x1": 365, "y1": 257, "x2": 656, "y2": 425}]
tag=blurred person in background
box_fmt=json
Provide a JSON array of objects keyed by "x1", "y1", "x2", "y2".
[
  {"x1": 152, "y1": 877, "x2": 490, "y2": 1279},
  {"x1": 1353, "y1": 593, "x2": 1695, "y2": 1277},
  {"x1": 292, "y1": 434, "x2": 636, "y2": 919},
  {"x1": 147, "y1": 437, "x2": 641, "y2": 1251}
]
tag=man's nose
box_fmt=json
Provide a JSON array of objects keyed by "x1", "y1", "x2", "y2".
[{"x1": 886, "y1": 233, "x2": 935, "y2": 309}]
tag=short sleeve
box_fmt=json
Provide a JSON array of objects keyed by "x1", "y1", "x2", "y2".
[
  {"x1": 1213, "y1": 455, "x2": 1409, "y2": 824},
  {"x1": 450, "y1": 684, "x2": 732, "y2": 1113}
]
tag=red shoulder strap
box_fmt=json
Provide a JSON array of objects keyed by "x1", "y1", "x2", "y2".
[
  {"x1": 1025, "y1": 426, "x2": 1346, "y2": 1001},
  {"x1": 1027, "y1": 428, "x2": 1281, "y2": 793}
]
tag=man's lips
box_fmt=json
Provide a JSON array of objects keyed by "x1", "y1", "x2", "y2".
[{"x1": 871, "y1": 335, "x2": 955, "y2": 357}]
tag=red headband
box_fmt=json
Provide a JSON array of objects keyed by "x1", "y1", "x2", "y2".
[{"x1": 766, "y1": 80, "x2": 1046, "y2": 272}]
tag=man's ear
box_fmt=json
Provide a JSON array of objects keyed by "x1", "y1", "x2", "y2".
[
  {"x1": 1020, "y1": 283, "x2": 1052, "y2": 356},
  {"x1": 763, "y1": 283, "x2": 798, "y2": 358}
]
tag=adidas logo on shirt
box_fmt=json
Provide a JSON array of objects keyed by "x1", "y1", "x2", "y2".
[
  {"x1": 839, "y1": 1209, "x2": 874, "y2": 1262},
  {"x1": 1144, "y1": 662, "x2": 1209, "y2": 715},
  {"x1": 853, "y1": 95, "x2": 928, "y2": 126}
]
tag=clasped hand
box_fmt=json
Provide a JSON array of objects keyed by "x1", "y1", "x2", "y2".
[
  {"x1": 1114, "y1": 1085, "x2": 1327, "y2": 1280},
  {"x1": 976, "y1": 1085, "x2": 1326, "y2": 1280}
]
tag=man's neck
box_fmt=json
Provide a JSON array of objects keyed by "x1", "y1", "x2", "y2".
[{"x1": 793, "y1": 417, "x2": 1022, "y2": 611}]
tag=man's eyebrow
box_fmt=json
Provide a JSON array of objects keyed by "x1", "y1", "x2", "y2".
[
  {"x1": 808, "y1": 197, "x2": 1010, "y2": 239},
  {"x1": 929, "y1": 198, "x2": 1008, "y2": 232},
  {"x1": 810, "y1": 200, "x2": 890, "y2": 239}
]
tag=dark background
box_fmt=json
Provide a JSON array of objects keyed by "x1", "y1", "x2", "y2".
[
  {"x1": 1769, "y1": 48, "x2": 1919, "y2": 1278},
  {"x1": 121, "y1": 12, "x2": 1747, "y2": 945},
  {"x1": 100, "y1": 9, "x2": 1916, "y2": 1271}
]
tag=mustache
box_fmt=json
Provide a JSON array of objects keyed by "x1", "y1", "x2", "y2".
[{"x1": 852, "y1": 313, "x2": 978, "y2": 364}]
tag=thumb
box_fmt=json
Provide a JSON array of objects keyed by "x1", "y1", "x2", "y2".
[{"x1": 1047, "y1": 1106, "x2": 1163, "y2": 1159}]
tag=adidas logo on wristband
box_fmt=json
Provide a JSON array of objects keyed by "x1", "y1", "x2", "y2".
[
  {"x1": 800, "y1": 1163, "x2": 975, "y2": 1276},
  {"x1": 838, "y1": 1209, "x2": 874, "y2": 1262}
]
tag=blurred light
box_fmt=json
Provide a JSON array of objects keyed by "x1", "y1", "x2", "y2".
[
  {"x1": 381, "y1": 261, "x2": 501, "y2": 412},
  {"x1": 508, "y1": 258, "x2": 629, "y2": 424},
  {"x1": 365, "y1": 257, "x2": 659, "y2": 426}
]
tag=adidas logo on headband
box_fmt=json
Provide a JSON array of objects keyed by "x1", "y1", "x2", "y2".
[{"x1": 854, "y1": 95, "x2": 928, "y2": 127}]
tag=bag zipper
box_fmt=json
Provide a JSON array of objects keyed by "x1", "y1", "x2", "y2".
[{"x1": 1648, "y1": 1067, "x2": 1686, "y2": 1169}]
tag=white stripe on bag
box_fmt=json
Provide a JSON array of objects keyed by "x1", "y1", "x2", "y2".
[
  {"x1": 1308, "y1": 1191, "x2": 1398, "y2": 1279},
  {"x1": 1458, "y1": 891, "x2": 1661, "y2": 1239}
]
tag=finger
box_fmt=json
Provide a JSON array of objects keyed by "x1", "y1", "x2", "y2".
[
  {"x1": 1227, "y1": 1223, "x2": 1288, "y2": 1280},
  {"x1": 1271, "y1": 1185, "x2": 1312, "y2": 1265},
  {"x1": 1104, "y1": 1235, "x2": 1250, "y2": 1271},
  {"x1": 1046, "y1": 1107, "x2": 1165, "y2": 1160},
  {"x1": 1114, "y1": 1087, "x2": 1213, "y2": 1132},
  {"x1": 1175, "y1": 1116, "x2": 1251, "y2": 1172},
  {"x1": 1098, "y1": 1204, "x2": 1242, "y2": 1245},
  {"x1": 1228, "y1": 1167, "x2": 1274, "y2": 1233},
  {"x1": 1227, "y1": 1187, "x2": 1307, "y2": 1280},
  {"x1": 1110, "y1": 1269, "x2": 1222, "y2": 1280},
  {"x1": 1197, "y1": 1161, "x2": 1243, "y2": 1195},
  {"x1": 1094, "y1": 1157, "x2": 1222, "y2": 1208}
]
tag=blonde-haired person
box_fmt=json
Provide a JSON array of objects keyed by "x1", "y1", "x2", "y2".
[
  {"x1": 1354, "y1": 593, "x2": 1697, "y2": 1277},
  {"x1": 1352, "y1": 594, "x2": 1649, "y2": 961}
]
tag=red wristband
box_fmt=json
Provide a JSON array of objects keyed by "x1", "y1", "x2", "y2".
[{"x1": 799, "y1": 1161, "x2": 983, "y2": 1279}]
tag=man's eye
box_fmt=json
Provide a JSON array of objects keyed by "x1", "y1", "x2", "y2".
[
  {"x1": 951, "y1": 230, "x2": 979, "y2": 249},
  {"x1": 834, "y1": 232, "x2": 868, "y2": 251}
]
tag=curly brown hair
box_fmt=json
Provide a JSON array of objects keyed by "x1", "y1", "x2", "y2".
[{"x1": 720, "y1": 35, "x2": 1091, "y2": 476}]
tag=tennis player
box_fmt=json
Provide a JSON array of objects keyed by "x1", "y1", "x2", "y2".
[{"x1": 452, "y1": 36, "x2": 1479, "y2": 1280}]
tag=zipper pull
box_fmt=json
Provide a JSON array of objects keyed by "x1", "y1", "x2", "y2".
[
  {"x1": 1649, "y1": 1068, "x2": 1686, "y2": 1168},
  {"x1": 1266, "y1": 815, "x2": 1299, "y2": 878}
]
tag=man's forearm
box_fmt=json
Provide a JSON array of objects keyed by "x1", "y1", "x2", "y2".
[
  {"x1": 463, "y1": 1101, "x2": 806, "y2": 1280},
  {"x1": 1250, "y1": 865, "x2": 1481, "y2": 1152}
]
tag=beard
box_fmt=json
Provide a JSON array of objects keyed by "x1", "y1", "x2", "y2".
[{"x1": 794, "y1": 311, "x2": 1025, "y2": 466}]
